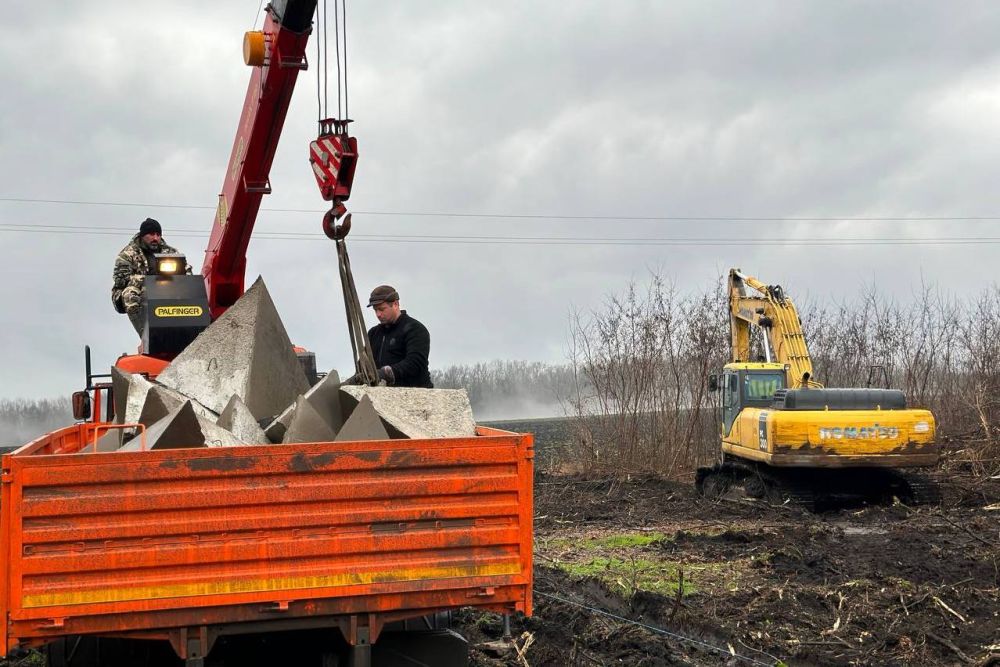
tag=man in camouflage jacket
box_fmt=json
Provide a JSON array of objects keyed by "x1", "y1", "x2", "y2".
[{"x1": 111, "y1": 218, "x2": 181, "y2": 335}]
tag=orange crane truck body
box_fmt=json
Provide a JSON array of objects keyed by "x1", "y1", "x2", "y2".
[{"x1": 1, "y1": 422, "x2": 533, "y2": 662}]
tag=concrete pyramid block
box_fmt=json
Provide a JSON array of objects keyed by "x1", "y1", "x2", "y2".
[
  {"x1": 157, "y1": 277, "x2": 310, "y2": 419},
  {"x1": 120, "y1": 401, "x2": 244, "y2": 452},
  {"x1": 339, "y1": 386, "x2": 476, "y2": 439},
  {"x1": 218, "y1": 395, "x2": 269, "y2": 444},
  {"x1": 282, "y1": 396, "x2": 339, "y2": 444},
  {"x1": 120, "y1": 401, "x2": 206, "y2": 452},
  {"x1": 111, "y1": 367, "x2": 131, "y2": 424},
  {"x1": 335, "y1": 395, "x2": 390, "y2": 442},
  {"x1": 93, "y1": 428, "x2": 122, "y2": 452},
  {"x1": 266, "y1": 370, "x2": 343, "y2": 443},
  {"x1": 197, "y1": 414, "x2": 245, "y2": 447},
  {"x1": 123, "y1": 373, "x2": 155, "y2": 425},
  {"x1": 137, "y1": 385, "x2": 183, "y2": 426},
  {"x1": 138, "y1": 384, "x2": 217, "y2": 427}
]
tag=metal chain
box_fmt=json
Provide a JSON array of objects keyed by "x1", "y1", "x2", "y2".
[{"x1": 335, "y1": 238, "x2": 379, "y2": 384}]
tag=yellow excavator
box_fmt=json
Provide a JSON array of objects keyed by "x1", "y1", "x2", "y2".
[{"x1": 696, "y1": 269, "x2": 940, "y2": 506}]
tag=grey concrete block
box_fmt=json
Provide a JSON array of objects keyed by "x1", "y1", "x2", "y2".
[
  {"x1": 123, "y1": 373, "x2": 155, "y2": 425},
  {"x1": 120, "y1": 401, "x2": 205, "y2": 452},
  {"x1": 197, "y1": 414, "x2": 246, "y2": 447},
  {"x1": 266, "y1": 370, "x2": 343, "y2": 443},
  {"x1": 335, "y1": 395, "x2": 390, "y2": 442},
  {"x1": 137, "y1": 385, "x2": 183, "y2": 426},
  {"x1": 156, "y1": 277, "x2": 309, "y2": 418},
  {"x1": 92, "y1": 428, "x2": 122, "y2": 452},
  {"x1": 111, "y1": 367, "x2": 131, "y2": 424},
  {"x1": 282, "y1": 396, "x2": 340, "y2": 444},
  {"x1": 120, "y1": 401, "x2": 244, "y2": 452},
  {"x1": 138, "y1": 385, "x2": 217, "y2": 427},
  {"x1": 218, "y1": 395, "x2": 269, "y2": 444},
  {"x1": 339, "y1": 386, "x2": 476, "y2": 439}
]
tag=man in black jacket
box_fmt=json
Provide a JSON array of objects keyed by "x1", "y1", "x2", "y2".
[{"x1": 366, "y1": 285, "x2": 433, "y2": 388}]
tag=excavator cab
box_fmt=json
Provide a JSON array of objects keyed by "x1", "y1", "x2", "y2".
[{"x1": 713, "y1": 363, "x2": 787, "y2": 437}]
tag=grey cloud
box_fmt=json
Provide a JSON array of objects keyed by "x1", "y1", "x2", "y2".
[{"x1": 1, "y1": 1, "x2": 998, "y2": 400}]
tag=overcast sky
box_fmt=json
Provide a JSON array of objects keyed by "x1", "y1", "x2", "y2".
[{"x1": 1, "y1": 1, "x2": 998, "y2": 400}]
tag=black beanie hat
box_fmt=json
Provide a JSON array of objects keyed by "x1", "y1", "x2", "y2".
[{"x1": 139, "y1": 218, "x2": 162, "y2": 236}]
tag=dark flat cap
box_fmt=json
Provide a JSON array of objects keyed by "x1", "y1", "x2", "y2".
[{"x1": 367, "y1": 285, "x2": 399, "y2": 307}]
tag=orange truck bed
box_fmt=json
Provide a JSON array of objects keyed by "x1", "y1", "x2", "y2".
[{"x1": 0, "y1": 422, "x2": 533, "y2": 658}]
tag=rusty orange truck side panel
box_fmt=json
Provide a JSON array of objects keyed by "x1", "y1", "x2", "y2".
[{"x1": 1, "y1": 423, "x2": 533, "y2": 655}]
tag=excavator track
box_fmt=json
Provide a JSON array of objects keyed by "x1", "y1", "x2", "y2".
[
  {"x1": 696, "y1": 459, "x2": 941, "y2": 511},
  {"x1": 890, "y1": 471, "x2": 942, "y2": 506}
]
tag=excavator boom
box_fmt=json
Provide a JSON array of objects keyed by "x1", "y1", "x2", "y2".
[{"x1": 729, "y1": 268, "x2": 816, "y2": 388}]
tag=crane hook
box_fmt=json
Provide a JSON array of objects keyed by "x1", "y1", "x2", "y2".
[{"x1": 322, "y1": 205, "x2": 351, "y2": 240}]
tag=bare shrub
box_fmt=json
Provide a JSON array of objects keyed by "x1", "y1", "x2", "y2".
[
  {"x1": 953, "y1": 286, "x2": 1000, "y2": 475},
  {"x1": 807, "y1": 283, "x2": 999, "y2": 442},
  {"x1": 566, "y1": 272, "x2": 1000, "y2": 480},
  {"x1": 566, "y1": 274, "x2": 727, "y2": 477}
]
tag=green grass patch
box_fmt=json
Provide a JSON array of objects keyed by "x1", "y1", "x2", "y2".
[
  {"x1": 541, "y1": 528, "x2": 757, "y2": 598},
  {"x1": 886, "y1": 576, "x2": 916, "y2": 590},
  {"x1": 557, "y1": 557, "x2": 697, "y2": 597},
  {"x1": 543, "y1": 531, "x2": 669, "y2": 551}
]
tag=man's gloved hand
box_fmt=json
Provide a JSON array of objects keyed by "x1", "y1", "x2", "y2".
[{"x1": 377, "y1": 366, "x2": 395, "y2": 385}]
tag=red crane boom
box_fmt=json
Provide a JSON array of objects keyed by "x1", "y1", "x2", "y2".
[{"x1": 202, "y1": 0, "x2": 318, "y2": 319}]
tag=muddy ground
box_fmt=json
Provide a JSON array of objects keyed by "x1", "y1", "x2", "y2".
[
  {"x1": 458, "y1": 458, "x2": 1000, "y2": 666},
  {"x1": 3, "y1": 436, "x2": 997, "y2": 666}
]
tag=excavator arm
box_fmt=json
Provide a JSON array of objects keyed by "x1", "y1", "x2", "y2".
[
  {"x1": 202, "y1": 0, "x2": 318, "y2": 319},
  {"x1": 728, "y1": 268, "x2": 819, "y2": 388}
]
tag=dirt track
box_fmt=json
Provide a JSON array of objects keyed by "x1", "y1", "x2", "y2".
[{"x1": 460, "y1": 464, "x2": 1000, "y2": 666}]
